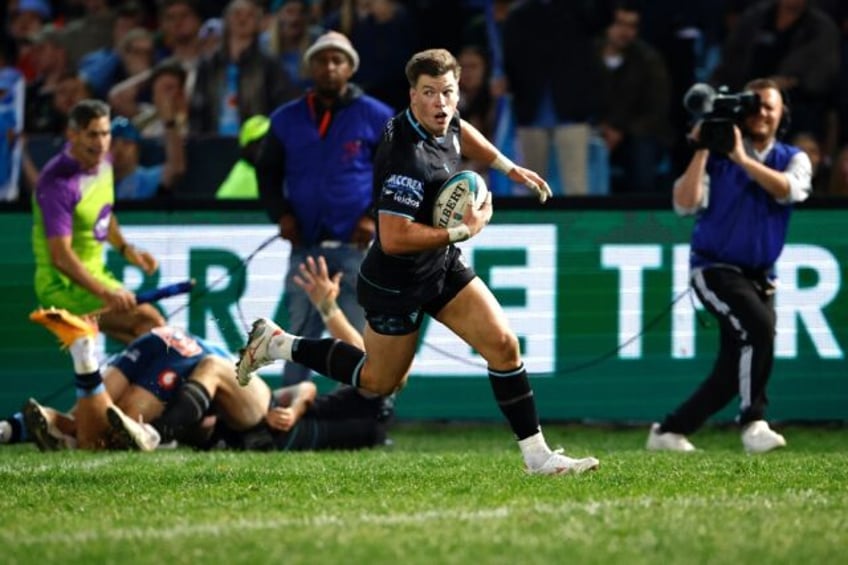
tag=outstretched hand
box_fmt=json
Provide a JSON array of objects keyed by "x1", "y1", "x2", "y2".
[
  {"x1": 507, "y1": 166, "x2": 553, "y2": 203},
  {"x1": 293, "y1": 255, "x2": 341, "y2": 310}
]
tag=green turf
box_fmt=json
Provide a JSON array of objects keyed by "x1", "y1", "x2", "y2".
[{"x1": 1, "y1": 424, "x2": 846, "y2": 564}]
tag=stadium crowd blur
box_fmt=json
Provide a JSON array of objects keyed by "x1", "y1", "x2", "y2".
[{"x1": 1, "y1": 0, "x2": 847, "y2": 202}]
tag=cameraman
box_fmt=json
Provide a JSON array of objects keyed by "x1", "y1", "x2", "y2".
[{"x1": 648, "y1": 78, "x2": 812, "y2": 454}]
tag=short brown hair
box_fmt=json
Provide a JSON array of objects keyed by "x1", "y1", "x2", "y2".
[{"x1": 404, "y1": 49, "x2": 460, "y2": 87}]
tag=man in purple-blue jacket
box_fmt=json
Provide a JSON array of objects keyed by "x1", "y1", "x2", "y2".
[
  {"x1": 648, "y1": 78, "x2": 812, "y2": 454},
  {"x1": 255, "y1": 31, "x2": 393, "y2": 385}
]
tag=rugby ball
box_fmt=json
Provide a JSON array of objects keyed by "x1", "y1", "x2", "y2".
[{"x1": 432, "y1": 170, "x2": 489, "y2": 229}]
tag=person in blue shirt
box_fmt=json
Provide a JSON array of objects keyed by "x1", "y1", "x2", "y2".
[
  {"x1": 647, "y1": 78, "x2": 812, "y2": 454},
  {"x1": 111, "y1": 115, "x2": 185, "y2": 200}
]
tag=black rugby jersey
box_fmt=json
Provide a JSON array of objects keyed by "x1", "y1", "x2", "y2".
[{"x1": 359, "y1": 109, "x2": 462, "y2": 302}]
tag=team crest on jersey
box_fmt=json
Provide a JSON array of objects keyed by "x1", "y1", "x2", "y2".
[
  {"x1": 158, "y1": 370, "x2": 179, "y2": 391},
  {"x1": 93, "y1": 205, "x2": 113, "y2": 241}
]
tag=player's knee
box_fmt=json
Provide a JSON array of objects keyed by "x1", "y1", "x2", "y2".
[
  {"x1": 482, "y1": 330, "x2": 520, "y2": 365},
  {"x1": 193, "y1": 356, "x2": 233, "y2": 387}
]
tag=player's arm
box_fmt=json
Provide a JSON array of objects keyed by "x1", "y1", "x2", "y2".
[
  {"x1": 379, "y1": 209, "x2": 489, "y2": 254},
  {"x1": 458, "y1": 119, "x2": 552, "y2": 203},
  {"x1": 293, "y1": 256, "x2": 364, "y2": 349},
  {"x1": 106, "y1": 215, "x2": 157, "y2": 275},
  {"x1": 267, "y1": 382, "x2": 317, "y2": 432},
  {"x1": 378, "y1": 162, "x2": 495, "y2": 251}
]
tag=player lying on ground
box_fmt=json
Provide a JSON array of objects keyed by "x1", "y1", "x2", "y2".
[{"x1": 6, "y1": 258, "x2": 389, "y2": 451}]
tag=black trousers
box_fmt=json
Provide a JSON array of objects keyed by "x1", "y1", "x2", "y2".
[{"x1": 662, "y1": 266, "x2": 776, "y2": 435}]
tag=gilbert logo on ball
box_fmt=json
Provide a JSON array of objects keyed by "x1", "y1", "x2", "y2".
[{"x1": 433, "y1": 170, "x2": 489, "y2": 229}]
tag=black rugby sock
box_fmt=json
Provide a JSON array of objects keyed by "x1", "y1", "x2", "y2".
[
  {"x1": 292, "y1": 338, "x2": 366, "y2": 386},
  {"x1": 488, "y1": 365, "x2": 540, "y2": 440}
]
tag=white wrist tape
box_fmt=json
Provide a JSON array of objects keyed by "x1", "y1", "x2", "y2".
[
  {"x1": 447, "y1": 224, "x2": 471, "y2": 243},
  {"x1": 490, "y1": 153, "x2": 517, "y2": 174}
]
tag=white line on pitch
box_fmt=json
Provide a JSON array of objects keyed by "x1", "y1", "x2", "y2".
[{"x1": 2, "y1": 489, "x2": 840, "y2": 547}]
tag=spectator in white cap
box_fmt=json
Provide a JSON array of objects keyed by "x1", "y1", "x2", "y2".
[
  {"x1": 254, "y1": 29, "x2": 394, "y2": 387},
  {"x1": 302, "y1": 30, "x2": 359, "y2": 74}
]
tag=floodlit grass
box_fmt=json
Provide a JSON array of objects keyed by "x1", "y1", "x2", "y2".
[{"x1": 1, "y1": 424, "x2": 846, "y2": 564}]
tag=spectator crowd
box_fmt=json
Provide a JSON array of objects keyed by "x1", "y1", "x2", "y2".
[{"x1": 1, "y1": 0, "x2": 847, "y2": 201}]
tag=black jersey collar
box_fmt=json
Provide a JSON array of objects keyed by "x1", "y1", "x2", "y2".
[{"x1": 404, "y1": 108, "x2": 431, "y2": 141}]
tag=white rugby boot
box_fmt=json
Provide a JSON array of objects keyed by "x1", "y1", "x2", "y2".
[
  {"x1": 22, "y1": 398, "x2": 66, "y2": 451},
  {"x1": 236, "y1": 318, "x2": 293, "y2": 386},
  {"x1": 741, "y1": 420, "x2": 786, "y2": 454},
  {"x1": 106, "y1": 406, "x2": 161, "y2": 452},
  {"x1": 646, "y1": 422, "x2": 697, "y2": 452},
  {"x1": 527, "y1": 449, "x2": 600, "y2": 475}
]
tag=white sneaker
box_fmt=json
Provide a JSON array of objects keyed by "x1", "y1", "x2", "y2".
[
  {"x1": 106, "y1": 406, "x2": 161, "y2": 452},
  {"x1": 741, "y1": 420, "x2": 786, "y2": 454},
  {"x1": 527, "y1": 449, "x2": 600, "y2": 475},
  {"x1": 646, "y1": 422, "x2": 697, "y2": 452},
  {"x1": 236, "y1": 318, "x2": 290, "y2": 386}
]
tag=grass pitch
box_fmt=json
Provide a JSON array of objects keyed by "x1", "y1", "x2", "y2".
[{"x1": 1, "y1": 424, "x2": 846, "y2": 564}]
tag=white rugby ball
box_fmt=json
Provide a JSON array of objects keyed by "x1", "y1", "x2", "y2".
[{"x1": 432, "y1": 170, "x2": 489, "y2": 229}]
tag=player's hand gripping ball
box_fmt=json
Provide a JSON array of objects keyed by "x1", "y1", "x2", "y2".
[{"x1": 432, "y1": 170, "x2": 489, "y2": 228}]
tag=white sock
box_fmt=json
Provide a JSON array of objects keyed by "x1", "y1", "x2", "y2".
[
  {"x1": 267, "y1": 333, "x2": 295, "y2": 362},
  {"x1": 69, "y1": 336, "x2": 99, "y2": 374},
  {"x1": 518, "y1": 431, "x2": 552, "y2": 469}
]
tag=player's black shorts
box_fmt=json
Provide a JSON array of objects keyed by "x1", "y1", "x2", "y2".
[{"x1": 357, "y1": 245, "x2": 476, "y2": 335}]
